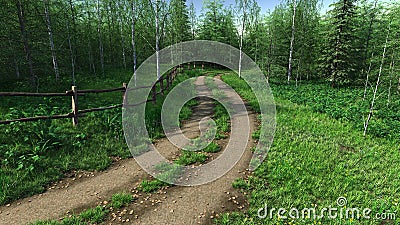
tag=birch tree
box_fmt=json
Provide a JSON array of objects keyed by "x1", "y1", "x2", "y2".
[
  {"x1": 97, "y1": 0, "x2": 105, "y2": 76},
  {"x1": 287, "y1": 0, "x2": 297, "y2": 84},
  {"x1": 66, "y1": 19, "x2": 76, "y2": 85},
  {"x1": 131, "y1": 0, "x2": 138, "y2": 85},
  {"x1": 43, "y1": 0, "x2": 60, "y2": 81},
  {"x1": 16, "y1": 0, "x2": 36, "y2": 88},
  {"x1": 189, "y1": 2, "x2": 197, "y2": 40},
  {"x1": 364, "y1": 21, "x2": 391, "y2": 136},
  {"x1": 148, "y1": 0, "x2": 162, "y2": 79},
  {"x1": 237, "y1": 0, "x2": 248, "y2": 78},
  {"x1": 118, "y1": 0, "x2": 127, "y2": 69}
]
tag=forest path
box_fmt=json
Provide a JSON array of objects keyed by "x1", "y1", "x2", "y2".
[{"x1": 0, "y1": 75, "x2": 257, "y2": 225}]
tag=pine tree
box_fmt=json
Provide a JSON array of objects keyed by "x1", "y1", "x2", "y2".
[{"x1": 320, "y1": 0, "x2": 358, "y2": 87}]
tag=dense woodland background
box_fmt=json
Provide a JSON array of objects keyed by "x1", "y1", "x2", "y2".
[{"x1": 1, "y1": 0, "x2": 399, "y2": 88}]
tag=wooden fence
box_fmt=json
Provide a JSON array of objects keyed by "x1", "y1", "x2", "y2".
[{"x1": 0, "y1": 67, "x2": 178, "y2": 126}]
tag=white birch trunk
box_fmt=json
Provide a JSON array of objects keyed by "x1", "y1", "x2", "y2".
[
  {"x1": 97, "y1": 0, "x2": 105, "y2": 76},
  {"x1": 85, "y1": 0, "x2": 95, "y2": 74},
  {"x1": 44, "y1": 0, "x2": 60, "y2": 81},
  {"x1": 387, "y1": 53, "x2": 395, "y2": 106},
  {"x1": 66, "y1": 20, "x2": 76, "y2": 85},
  {"x1": 118, "y1": 0, "x2": 127, "y2": 69},
  {"x1": 287, "y1": 0, "x2": 296, "y2": 84},
  {"x1": 363, "y1": 52, "x2": 374, "y2": 101},
  {"x1": 364, "y1": 22, "x2": 390, "y2": 136},
  {"x1": 155, "y1": 0, "x2": 160, "y2": 79},
  {"x1": 131, "y1": 0, "x2": 137, "y2": 86},
  {"x1": 238, "y1": 0, "x2": 247, "y2": 78}
]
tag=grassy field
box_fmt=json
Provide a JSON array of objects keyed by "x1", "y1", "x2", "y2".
[{"x1": 217, "y1": 73, "x2": 400, "y2": 225}]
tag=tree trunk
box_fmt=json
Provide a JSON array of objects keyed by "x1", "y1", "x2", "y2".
[
  {"x1": 295, "y1": 58, "x2": 301, "y2": 87},
  {"x1": 67, "y1": 20, "x2": 76, "y2": 85},
  {"x1": 68, "y1": 0, "x2": 78, "y2": 69},
  {"x1": 97, "y1": 0, "x2": 105, "y2": 76},
  {"x1": 16, "y1": 0, "x2": 36, "y2": 87},
  {"x1": 106, "y1": 1, "x2": 113, "y2": 63},
  {"x1": 287, "y1": 0, "x2": 296, "y2": 84},
  {"x1": 9, "y1": 39, "x2": 20, "y2": 78},
  {"x1": 267, "y1": 26, "x2": 273, "y2": 82},
  {"x1": 118, "y1": 0, "x2": 126, "y2": 69},
  {"x1": 155, "y1": 0, "x2": 160, "y2": 79},
  {"x1": 86, "y1": 0, "x2": 95, "y2": 74},
  {"x1": 44, "y1": 0, "x2": 60, "y2": 81},
  {"x1": 387, "y1": 52, "x2": 395, "y2": 106},
  {"x1": 238, "y1": 0, "x2": 247, "y2": 78},
  {"x1": 131, "y1": 0, "x2": 137, "y2": 85},
  {"x1": 364, "y1": 22, "x2": 390, "y2": 136},
  {"x1": 364, "y1": 0, "x2": 378, "y2": 64},
  {"x1": 362, "y1": 52, "x2": 373, "y2": 101}
]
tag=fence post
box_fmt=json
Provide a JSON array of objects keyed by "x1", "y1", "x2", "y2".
[
  {"x1": 188, "y1": 62, "x2": 190, "y2": 70},
  {"x1": 71, "y1": 86, "x2": 78, "y2": 126},
  {"x1": 166, "y1": 73, "x2": 170, "y2": 89},
  {"x1": 122, "y1": 83, "x2": 127, "y2": 104},
  {"x1": 202, "y1": 63, "x2": 204, "y2": 71},
  {"x1": 160, "y1": 76, "x2": 164, "y2": 96},
  {"x1": 171, "y1": 69, "x2": 174, "y2": 85},
  {"x1": 152, "y1": 84, "x2": 156, "y2": 104}
]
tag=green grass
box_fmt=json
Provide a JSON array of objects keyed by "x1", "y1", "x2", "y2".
[
  {"x1": 30, "y1": 206, "x2": 109, "y2": 225},
  {"x1": 79, "y1": 206, "x2": 109, "y2": 223},
  {"x1": 30, "y1": 191, "x2": 135, "y2": 225},
  {"x1": 203, "y1": 141, "x2": 221, "y2": 153},
  {"x1": 111, "y1": 192, "x2": 134, "y2": 208},
  {"x1": 140, "y1": 179, "x2": 168, "y2": 193},
  {"x1": 217, "y1": 73, "x2": 400, "y2": 224},
  {"x1": 139, "y1": 162, "x2": 182, "y2": 193},
  {"x1": 174, "y1": 150, "x2": 208, "y2": 166}
]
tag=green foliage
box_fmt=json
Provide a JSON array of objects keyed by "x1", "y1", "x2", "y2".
[
  {"x1": 232, "y1": 178, "x2": 251, "y2": 190},
  {"x1": 140, "y1": 179, "x2": 167, "y2": 193},
  {"x1": 198, "y1": 0, "x2": 237, "y2": 45},
  {"x1": 319, "y1": 0, "x2": 360, "y2": 86},
  {"x1": 203, "y1": 142, "x2": 221, "y2": 153},
  {"x1": 111, "y1": 193, "x2": 134, "y2": 209},
  {"x1": 79, "y1": 206, "x2": 109, "y2": 223},
  {"x1": 29, "y1": 221, "x2": 61, "y2": 225},
  {"x1": 174, "y1": 150, "x2": 208, "y2": 166},
  {"x1": 272, "y1": 82, "x2": 400, "y2": 140},
  {"x1": 59, "y1": 216, "x2": 86, "y2": 225}
]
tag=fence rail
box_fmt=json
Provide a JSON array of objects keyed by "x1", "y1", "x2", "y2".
[
  {"x1": 0, "y1": 67, "x2": 179, "y2": 126},
  {"x1": 0, "y1": 91, "x2": 76, "y2": 97}
]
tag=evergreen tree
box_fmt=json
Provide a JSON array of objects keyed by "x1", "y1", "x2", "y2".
[{"x1": 320, "y1": 0, "x2": 359, "y2": 87}]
